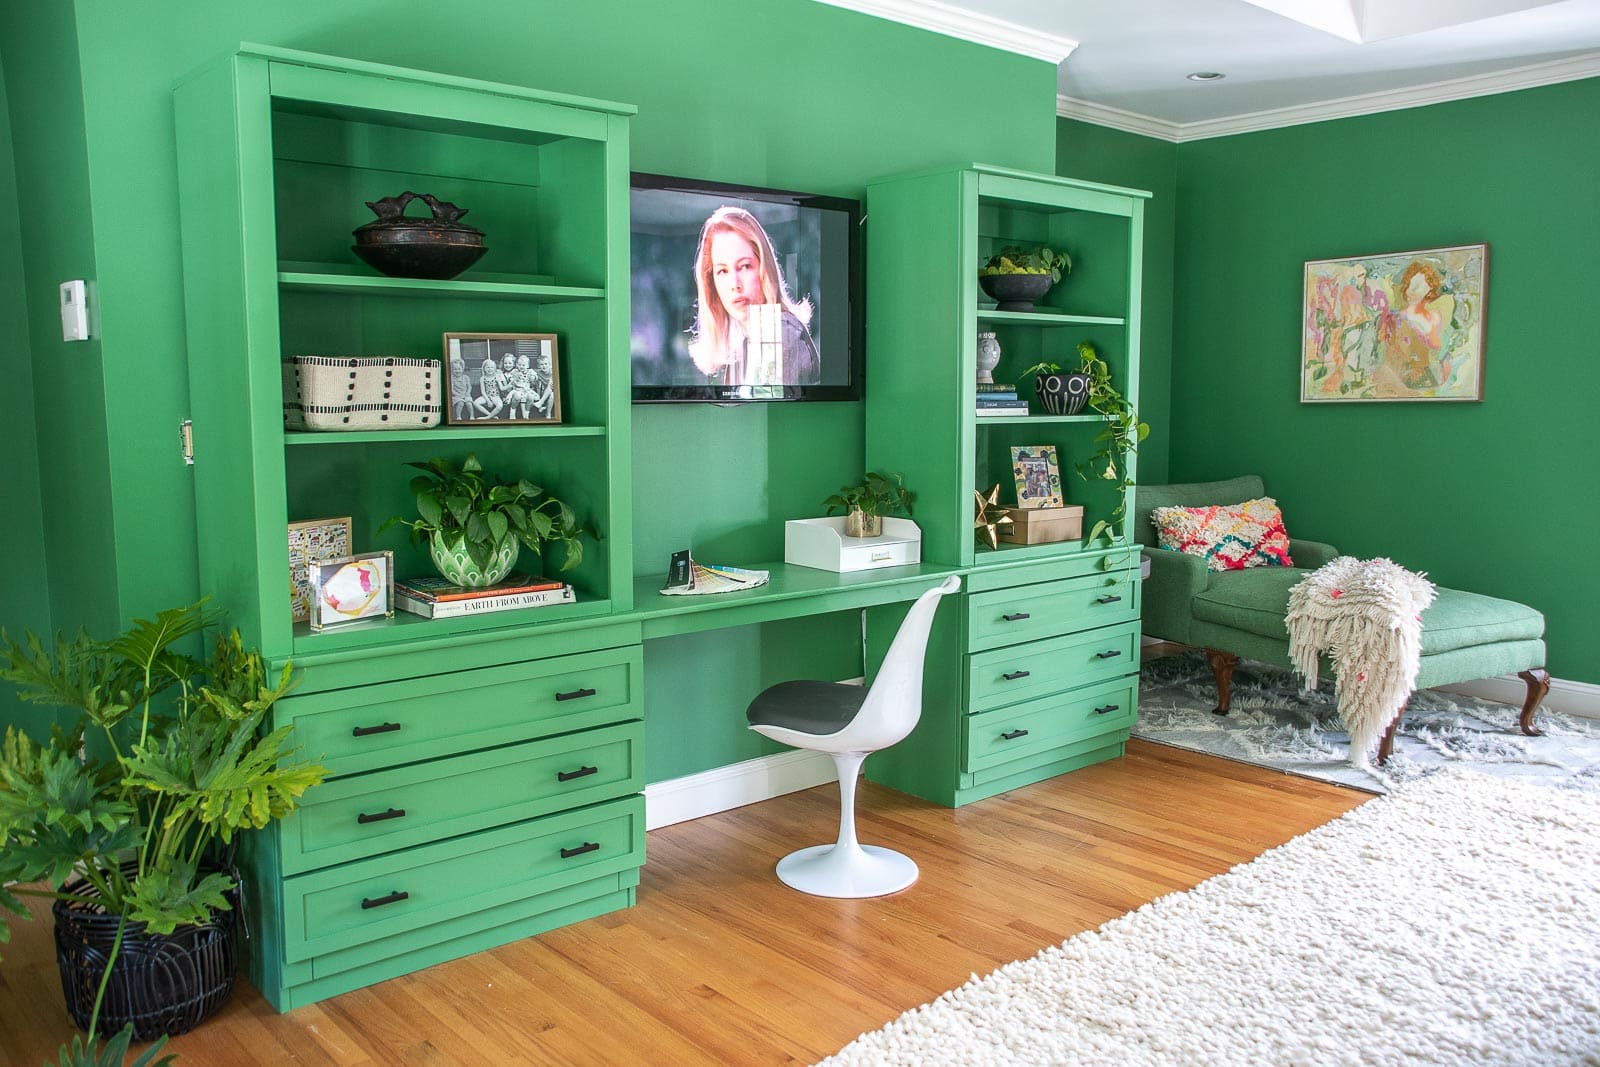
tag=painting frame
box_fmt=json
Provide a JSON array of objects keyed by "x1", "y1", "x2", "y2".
[
  {"x1": 1010, "y1": 445, "x2": 1064, "y2": 509},
  {"x1": 1301, "y1": 243, "x2": 1488, "y2": 403},
  {"x1": 308, "y1": 551, "x2": 394, "y2": 632},
  {"x1": 442, "y1": 332, "x2": 563, "y2": 425},
  {"x1": 287, "y1": 516, "x2": 352, "y2": 624}
]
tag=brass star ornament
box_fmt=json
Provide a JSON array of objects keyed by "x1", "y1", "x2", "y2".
[{"x1": 974, "y1": 484, "x2": 1013, "y2": 549}]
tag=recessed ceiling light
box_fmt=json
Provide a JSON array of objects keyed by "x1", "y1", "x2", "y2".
[{"x1": 1186, "y1": 71, "x2": 1226, "y2": 82}]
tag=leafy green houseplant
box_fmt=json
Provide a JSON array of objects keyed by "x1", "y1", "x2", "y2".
[
  {"x1": 978, "y1": 246, "x2": 1073, "y2": 314},
  {"x1": 1073, "y1": 341, "x2": 1149, "y2": 545},
  {"x1": 0, "y1": 601, "x2": 325, "y2": 1064},
  {"x1": 823, "y1": 471, "x2": 915, "y2": 537},
  {"x1": 382, "y1": 454, "x2": 591, "y2": 587}
]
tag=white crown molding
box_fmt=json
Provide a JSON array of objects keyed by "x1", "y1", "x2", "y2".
[
  {"x1": 1057, "y1": 50, "x2": 1600, "y2": 143},
  {"x1": 810, "y1": 0, "x2": 1078, "y2": 63}
]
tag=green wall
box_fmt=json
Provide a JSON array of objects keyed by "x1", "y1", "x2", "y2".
[
  {"x1": 1056, "y1": 118, "x2": 1176, "y2": 485},
  {"x1": 1, "y1": 0, "x2": 1057, "y2": 777},
  {"x1": 1172, "y1": 78, "x2": 1600, "y2": 683}
]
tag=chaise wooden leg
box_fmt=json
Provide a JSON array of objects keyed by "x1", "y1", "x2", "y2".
[
  {"x1": 1377, "y1": 700, "x2": 1407, "y2": 764},
  {"x1": 1516, "y1": 669, "x2": 1549, "y2": 737},
  {"x1": 1205, "y1": 649, "x2": 1240, "y2": 715}
]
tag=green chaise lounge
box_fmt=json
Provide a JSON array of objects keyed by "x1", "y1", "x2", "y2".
[{"x1": 1136, "y1": 475, "x2": 1550, "y2": 762}]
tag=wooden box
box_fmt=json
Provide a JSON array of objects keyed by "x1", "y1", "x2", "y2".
[{"x1": 996, "y1": 505, "x2": 1083, "y2": 545}]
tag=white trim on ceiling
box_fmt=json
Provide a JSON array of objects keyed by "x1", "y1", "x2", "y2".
[
  {"x1": 809, "y1": 0, "x2": 1079, "y2": 63},
  {"x1": 1059, "y1": 50, "x2": 1600, "y2": 142}
]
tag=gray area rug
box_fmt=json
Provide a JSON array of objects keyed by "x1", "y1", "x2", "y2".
[
  {"x1": 821, "y1": 771, "x2": 1600, "y2": 1065},
  {"x1": 1135, "y1": 649, "x2": 1600, "y2": 793}
]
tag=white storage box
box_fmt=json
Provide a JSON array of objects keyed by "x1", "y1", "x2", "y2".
[
  {"x1": 785, "y1": 517, "x2": 922, "y2": 573},
  {"x1": 282, "y1": 356, "x2": 441, "y2": 431}
]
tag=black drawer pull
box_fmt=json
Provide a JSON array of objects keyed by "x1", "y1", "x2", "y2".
[
  {"x1": 1000, "y1": 728, "x2": 1030, "y2": 741},
  {"x1": 1001, "y1": 612, "x2": 1031, "y2": 622},
  {"x1": 1001, "y1": 670, "x2": 1031, "y2": 681},
  {"x1": 558, "y1": 765, "x2": 599, "y2": 783},
  {"x1": 556, "y1": 687, "x2": 597, "y2": 702},
  {"x1": 356, "y1": 807, "x2": 406, "y2": 825},
  {"x1": 560, "y1": 841, "x2": 600, "y2": 859},
  {"x1": 1096, "y1": 595, "x2": 1123, "y2": 604},
  {"x1": 361, "y1": 890, "x2": 409, "y2": 910},
  {"x1": 1095, "y1": 649, "x2": 1123, "y2": 659},
  {"x1": 1094, "y1": 704, "x2": 1120, "y2": 715},
  {"x1": 351, "y1": 721, "x2": 401, "y2": 738}
]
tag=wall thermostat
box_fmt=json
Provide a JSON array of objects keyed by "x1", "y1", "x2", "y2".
[{"x1": 60, "y1": 280, "x2": 89, "y2": 341}]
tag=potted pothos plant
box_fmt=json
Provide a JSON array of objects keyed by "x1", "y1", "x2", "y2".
[
  {"x1": 382, "y1": 454, "x2": 592, "y2": 588},
  {"x1": 1072, "y1": 340, "x2": 1149, "y2": 545},
  {"x1": 978, "y1": 245, "x2": 1072, "y2": 312},
  {"x1": 0, "y1": 601, "x2": 326, "y2": 1066},
  {"x1": 823, "y1": 471, "x2": 915, "y2": 538}
]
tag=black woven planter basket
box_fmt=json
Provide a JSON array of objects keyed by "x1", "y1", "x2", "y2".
[{"x1": 52, "y1": 867, "x2": 240, "y2": 1041}]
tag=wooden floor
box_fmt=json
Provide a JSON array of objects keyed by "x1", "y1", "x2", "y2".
[{"x1": 0, "y1": 742, "x2": 1365, "y2": 1067}]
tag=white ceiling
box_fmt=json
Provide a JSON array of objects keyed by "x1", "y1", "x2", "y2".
[{"x1": 814, "y1": 0, "x2": 1600, "y2": 139}]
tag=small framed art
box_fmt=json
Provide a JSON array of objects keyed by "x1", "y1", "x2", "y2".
[
  {"x1": 287, "y1": 516, "x2": 352, "y2": 624},
  {"x1": 443, "y1": 332, "x2": 562, "y2": 425},
  {"x1": 308, "y1": 551, "x2": 394, "y2": 632},
  {"x1": 1011, "y1": 445, "x2": 1064, "y2": 508}
]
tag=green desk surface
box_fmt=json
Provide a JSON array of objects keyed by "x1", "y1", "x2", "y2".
[{"x1": 629, "y1": 563, "x2": 963, "y2": 638}]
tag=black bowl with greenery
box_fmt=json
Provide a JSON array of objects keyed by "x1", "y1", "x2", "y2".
[{"x1": 979, "y1": 273, "x2": 1054, "y2": 312}]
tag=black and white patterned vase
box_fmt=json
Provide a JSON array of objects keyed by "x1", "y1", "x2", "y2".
[{"x1": 1035, "y1": 372, "x2": 1090, "y2": 415}]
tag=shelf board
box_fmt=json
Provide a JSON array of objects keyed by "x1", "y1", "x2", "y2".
[
  {"x1": 973, "y1": 414, "x2": 1102, "y2": 426},
  {"x1": 285, "y1": 424, "x2": 607, "y2": 445},
  {"x1": 977, "y1": 309, "x2": 1125, "y2": 327},
  {"x1": 278, "y1": 265, "x2": 603, "y2": 302},
  {"x1": 291, "y1": 597, "x2": 618, "y2": 657}
]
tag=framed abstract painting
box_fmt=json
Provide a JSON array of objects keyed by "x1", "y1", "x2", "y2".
[{"x1": 1301, "y1": 243, "x2": 1487, "y2": 403}]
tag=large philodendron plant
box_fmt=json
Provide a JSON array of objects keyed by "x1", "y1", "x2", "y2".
[
  {"x1": 1073, "y1": 340, "x2": 1149, "y2": 545},
  {"x1": 0, "y1": 601, "x2": 326, "y2": 1066}
]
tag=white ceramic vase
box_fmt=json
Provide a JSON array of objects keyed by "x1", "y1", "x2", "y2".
[{"x1": 976, "y1": 332, "x2": 1001, "y2": 384}]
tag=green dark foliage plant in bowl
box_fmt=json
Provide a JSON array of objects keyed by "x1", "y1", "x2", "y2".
[
  {"x1": 978, "y1": 246, "x2": 1072, "y2": 312},
  {"x1": 0, "y1": 601, "x2": 326, "y2": 1065},
  {"x1": 823, "y1": 471, "x2": 915, "y2": 537},
  {"x1": 382, "y1": 453, "x2": 592, "y2": 587}
]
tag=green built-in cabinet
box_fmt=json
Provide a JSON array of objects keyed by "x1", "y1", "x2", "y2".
[
  {"x1": 173, "y1": 45, "x2": 642, "y2": 1011},
  {"x1": 863, "y1": 165, "x2": 1148, "y2": 805}
]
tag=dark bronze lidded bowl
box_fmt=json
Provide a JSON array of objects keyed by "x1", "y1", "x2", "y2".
[{"x1": 352, "y1": 192, "x2": 487, "y2": 280}]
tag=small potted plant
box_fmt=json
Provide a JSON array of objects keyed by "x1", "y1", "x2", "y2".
[
  {"x1": 382, "y1": 454, "x2": 591, "y2": 587},
  {"x1": 1020, "y1": 359, "x2": 1091, "y2": 415},
  {"x1": 823, "y1": 471, "x2": 915, "y2": 537},
  {"x1": 978, "y1": 245, "x2": 1071, "y2": 312},
  {"x1": 0, "y1": 601, "x2": 326, "y2": 1062}
]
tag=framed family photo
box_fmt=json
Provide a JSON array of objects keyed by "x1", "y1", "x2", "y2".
[
  {"x1": 287, "y1": 516, "x2": 352, "y2": 623},
  {"x1": 308, "y1": 551, "x2": 394, "y2": 632},
  {"x1": 443, "y1": 332, "x2": 563, "y2": 425},
  {"x1": 1302, "y1": 243, "x2": 1487, "y2": 403},
  {"x1": 1011, "y1": 445, "x2": 1064, "y2": 508}
]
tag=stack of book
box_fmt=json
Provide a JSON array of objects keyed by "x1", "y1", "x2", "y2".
[
  {"x1": 394, "y1": 572, "x2": 575, "y2": 619},
  {"x1": 976, "y1": 383, "x2": 1029, "y2": 417}
]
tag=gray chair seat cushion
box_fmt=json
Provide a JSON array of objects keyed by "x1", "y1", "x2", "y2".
[
  {"x1": 746, "y1": 680, "x2": 869, "y2": 737},
  {"x1": 1191, "y1": 572, "x2": 1545, "y2": 654}
]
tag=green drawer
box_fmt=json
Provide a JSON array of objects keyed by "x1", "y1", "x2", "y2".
[
  {"x1": 964, "y1": 548, "x2": 1139, "y2": 593},
  {"x1": 278, "y1": 721, "x2": 644, "y2": 875},
  {"x1": 282, "y1": 794, "x2": 645, "y2": 965},
  {"x1": 966, "y1": 622, "x2": 1140, "y2": 712},
  {"x1": 963, "y1": 677, "x2": 1138, "y2": 774},
  {"x1": 277, "y1": 644, "x2": 643, "y2": 778},
  {"x1": 966, "y1": 571, "x2": 1140, "y2": 652}
]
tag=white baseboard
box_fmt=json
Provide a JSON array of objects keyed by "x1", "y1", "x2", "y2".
[
  {"x1": 1432, "y1": 674, "x2": 1600, "y2": 722},
  {"x1": 645, "y1": 749, "x2": 837, "y2": 830}
]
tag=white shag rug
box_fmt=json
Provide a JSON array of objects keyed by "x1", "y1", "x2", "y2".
[{"x1": 820, "y1": 772, "x2": 1600, "y2": 1066}]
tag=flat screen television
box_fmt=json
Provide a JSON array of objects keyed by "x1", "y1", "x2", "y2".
[{"x1": 630, "y1": 172, "x2": 862, "y2": 403}]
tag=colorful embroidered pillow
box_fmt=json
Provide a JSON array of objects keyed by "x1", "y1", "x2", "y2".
[{"x1": 1150, "y1": 497, "x2": 1294, "y2": 571}]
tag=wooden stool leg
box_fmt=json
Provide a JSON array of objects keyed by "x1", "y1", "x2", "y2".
[
  {"x1": 1205, "y1": 649, "x2": 1240, "y2": 716},
  {"x1": 1377, "y1": 700, "x2": 1407, "y2": 765},
  {"x1": 1516, "y1": 669, "x2": 1550, "y2": 737}
]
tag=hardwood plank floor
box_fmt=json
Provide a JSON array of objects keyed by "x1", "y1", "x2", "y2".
[{"x1": 0, "y1": 742, "x2": 1366, "y2": 1067}]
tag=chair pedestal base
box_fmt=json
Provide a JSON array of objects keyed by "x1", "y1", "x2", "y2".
[{"x1": 775, "y1": 843, "x2": 918, "y2": 899}]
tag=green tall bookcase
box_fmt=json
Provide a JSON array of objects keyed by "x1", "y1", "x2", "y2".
[
  {"x1": 173, "y1": 45, "x2": 644, "y2": 1010},
  {"x1": 863, "y1": 165, "x2": 1150, "y2": 806}
]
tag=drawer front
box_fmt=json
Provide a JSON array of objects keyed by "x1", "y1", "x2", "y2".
[
  {"x1": 966, "y1": 622, "x2": 1140, "y2": 712},
  {"x1": 963, "y1": 678, "x2": 1138, "y2": 773},
  {"x1": 966, "y1": 571, "x2": 1139, "y2": 652},
  {"x1": 279, "y1": 721, "x2": 644, "y2": 875},
  {"x1": 278, "y1": 644, "x2": 643, "y2": 778},
  {"x1": 283, "y1": 794, "x2": 645, "y2": 963},
  {"x1": 964, "y1": 548, "x2": 1140, "y2": 593}
]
